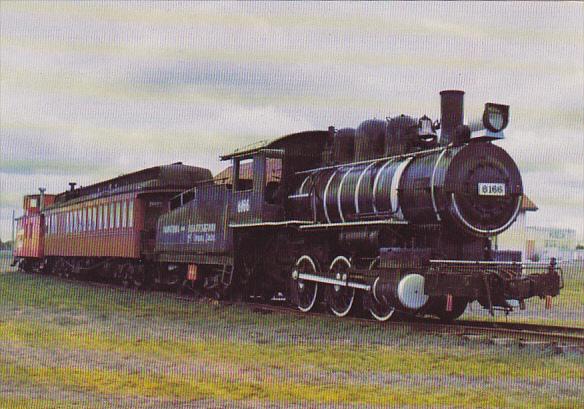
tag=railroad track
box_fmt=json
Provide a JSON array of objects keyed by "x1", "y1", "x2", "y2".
[
  {"x1": 30, "y1": 273, "x2": 584, "y2": 352},
  {"x1": 238, "y1": 300, "x2": 584, "y2": 351}
]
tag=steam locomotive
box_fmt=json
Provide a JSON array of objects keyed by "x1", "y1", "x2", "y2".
[{"x1": 13, "y1": 91, "x2": 563, "y2": 321}]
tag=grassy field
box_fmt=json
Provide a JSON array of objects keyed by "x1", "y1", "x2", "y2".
[{"x1": 0, "y1": 270, "x2": 583, "y2": 408}]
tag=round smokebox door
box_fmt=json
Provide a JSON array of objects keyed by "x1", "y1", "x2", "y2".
[{"x1": 397, "y1": 274, "x2": 429, "y2": 310}]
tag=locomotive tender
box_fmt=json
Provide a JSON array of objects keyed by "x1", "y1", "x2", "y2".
[{"x1": 13, "y1": 91, "x2": 563, "y2": 321}]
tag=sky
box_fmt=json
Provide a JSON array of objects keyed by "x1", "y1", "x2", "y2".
[{"x1": 1, "y1": 1, "x2": 583, "y2": 242}]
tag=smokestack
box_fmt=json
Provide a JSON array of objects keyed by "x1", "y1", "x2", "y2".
[
  {"x1": 69, "y1": 182, "x2": 77, "y2": 192},
  {"x1": 439, "y1": 90, "x2": 464, "y2": 145},
  {"x1": 38, "y1": 188, "x2": 46, "y2": 211}
]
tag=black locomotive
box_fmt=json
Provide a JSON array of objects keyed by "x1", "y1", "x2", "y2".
[{"x1": 154, "y1": 90, "x2": 562, "y2": 321}]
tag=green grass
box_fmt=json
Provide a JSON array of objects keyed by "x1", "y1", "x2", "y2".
[
  {"x1": 1, "y1": 362, "x2": 581, "y2": 409},
  {"x1": 1, "y1": 271, "x2": 583, "y2": 408},
  {"x1": 1, "y1": 319, "x2": 582, "y2": 382},
  {"x1": 2, "y1": 361, "x2": 581, "y2": 408}
]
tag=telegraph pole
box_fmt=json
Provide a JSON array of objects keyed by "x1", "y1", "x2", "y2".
[{"x1": 11, "y1": 209, "x2": 15, "y2": 250}]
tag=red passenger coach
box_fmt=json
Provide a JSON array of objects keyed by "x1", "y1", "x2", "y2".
[{"x1": 13, "y1": 163, "x2": 212, "y2": 283}]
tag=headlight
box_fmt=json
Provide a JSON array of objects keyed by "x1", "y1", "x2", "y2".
[{"x1": 482, "y1": 103, "x2": 509, "y2": 132}]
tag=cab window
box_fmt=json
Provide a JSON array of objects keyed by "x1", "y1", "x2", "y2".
[{"x1": 234, "y1": 158, "x2": 253, "y2": 191}]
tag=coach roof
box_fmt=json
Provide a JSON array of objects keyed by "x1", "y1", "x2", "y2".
[{"x1": 51, "y1": 163, "x2": 212, "y2": 207}]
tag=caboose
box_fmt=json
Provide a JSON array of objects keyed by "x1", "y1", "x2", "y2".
[
  {"x1": 13, "y1": 193, "x2": 56, "y2": 273},
  {"x1": 156, "y1": 90, "x2": 563, "y2": 320}
]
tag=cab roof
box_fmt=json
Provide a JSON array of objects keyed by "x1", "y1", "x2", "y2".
[{"x1": 220, "y1": 130, "x2": 329, "y2": 160}]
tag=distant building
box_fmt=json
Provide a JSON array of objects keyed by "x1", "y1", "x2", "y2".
[{"x1": 524, "y1": 226, "x2": 578, "y2": 262}]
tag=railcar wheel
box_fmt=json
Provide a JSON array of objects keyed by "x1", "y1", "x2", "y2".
[
  {"x1": 366, "y1": 259, "x2": 396, "y2": 322},
  {"x1": 178, "y1": 279, "x2": 200, "y2": 298},
  {"x1": 435, "y1": 297, "x2": 468, "y2": 322},
  {"x1": 120, "y1": 263, "x2": 135, "y2": 288},
  {"x1": 291, "y1": 255, "x2": 320, "y2": 313},
  {"x1": 132, "y1": 265, "x2": 149, "y2": 290},
  {"x1": 56, "y1": 259, "x2": 71, "y2": 279},
  {"x1": 327, "y1": 256, "x2": 355, "y2": 318}
]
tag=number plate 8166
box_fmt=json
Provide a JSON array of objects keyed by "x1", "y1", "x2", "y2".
[{"x1": 478, "y1": 183, "x2": 505, "y2": 196}]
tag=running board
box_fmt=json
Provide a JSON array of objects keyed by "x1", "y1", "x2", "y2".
[{"x1": 296, "y1": 272, "x2": 371, "y2": 291}]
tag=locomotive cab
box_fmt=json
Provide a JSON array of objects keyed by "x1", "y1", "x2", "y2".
[{"x1": 229, "y1": 149, "x2": 285, "y2": 225}]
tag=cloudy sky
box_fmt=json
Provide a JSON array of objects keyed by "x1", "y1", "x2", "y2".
[{"x1": 1, "y1": 1, "x2": 583, "y2": 242}]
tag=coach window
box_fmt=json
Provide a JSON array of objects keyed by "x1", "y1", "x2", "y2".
[
  {"x1": 115, "y1": 202, "x2": 121, "y2": 229},
  {"x1": 82, "y1": 208, "x2": 86, "y2": 232},
  {"x1": 121, "y1": 201, "x2": 127, "y2": 228},
  {"x1": 92, "y1": 206, "x2": 96, "y2": 230},
  {"x1": 128, "y1": 200, "x2": 134, "y2": 228},
  {"x1": 109, "y1": 203, "x2": 115, "y2": 229}
]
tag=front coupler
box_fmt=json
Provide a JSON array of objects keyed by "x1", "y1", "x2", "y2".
[{"x1": 424, "y1": 258, "x2": 563, "y2": 314}]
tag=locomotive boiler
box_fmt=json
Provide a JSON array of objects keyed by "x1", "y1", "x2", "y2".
[{"x1": 290, "y1": 131, "x2": 522, "y2": 238}]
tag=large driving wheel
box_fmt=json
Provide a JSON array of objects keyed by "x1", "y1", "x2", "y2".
[
  {"x1": 327, "y1": 256, "x2": 355, "y2": 318},
  {"x1": 366, "y1": 259, "x2": 396, "y2": 322},
  {"x1": 291, "y1": 255, "x2": 320, "y2": 313}
]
